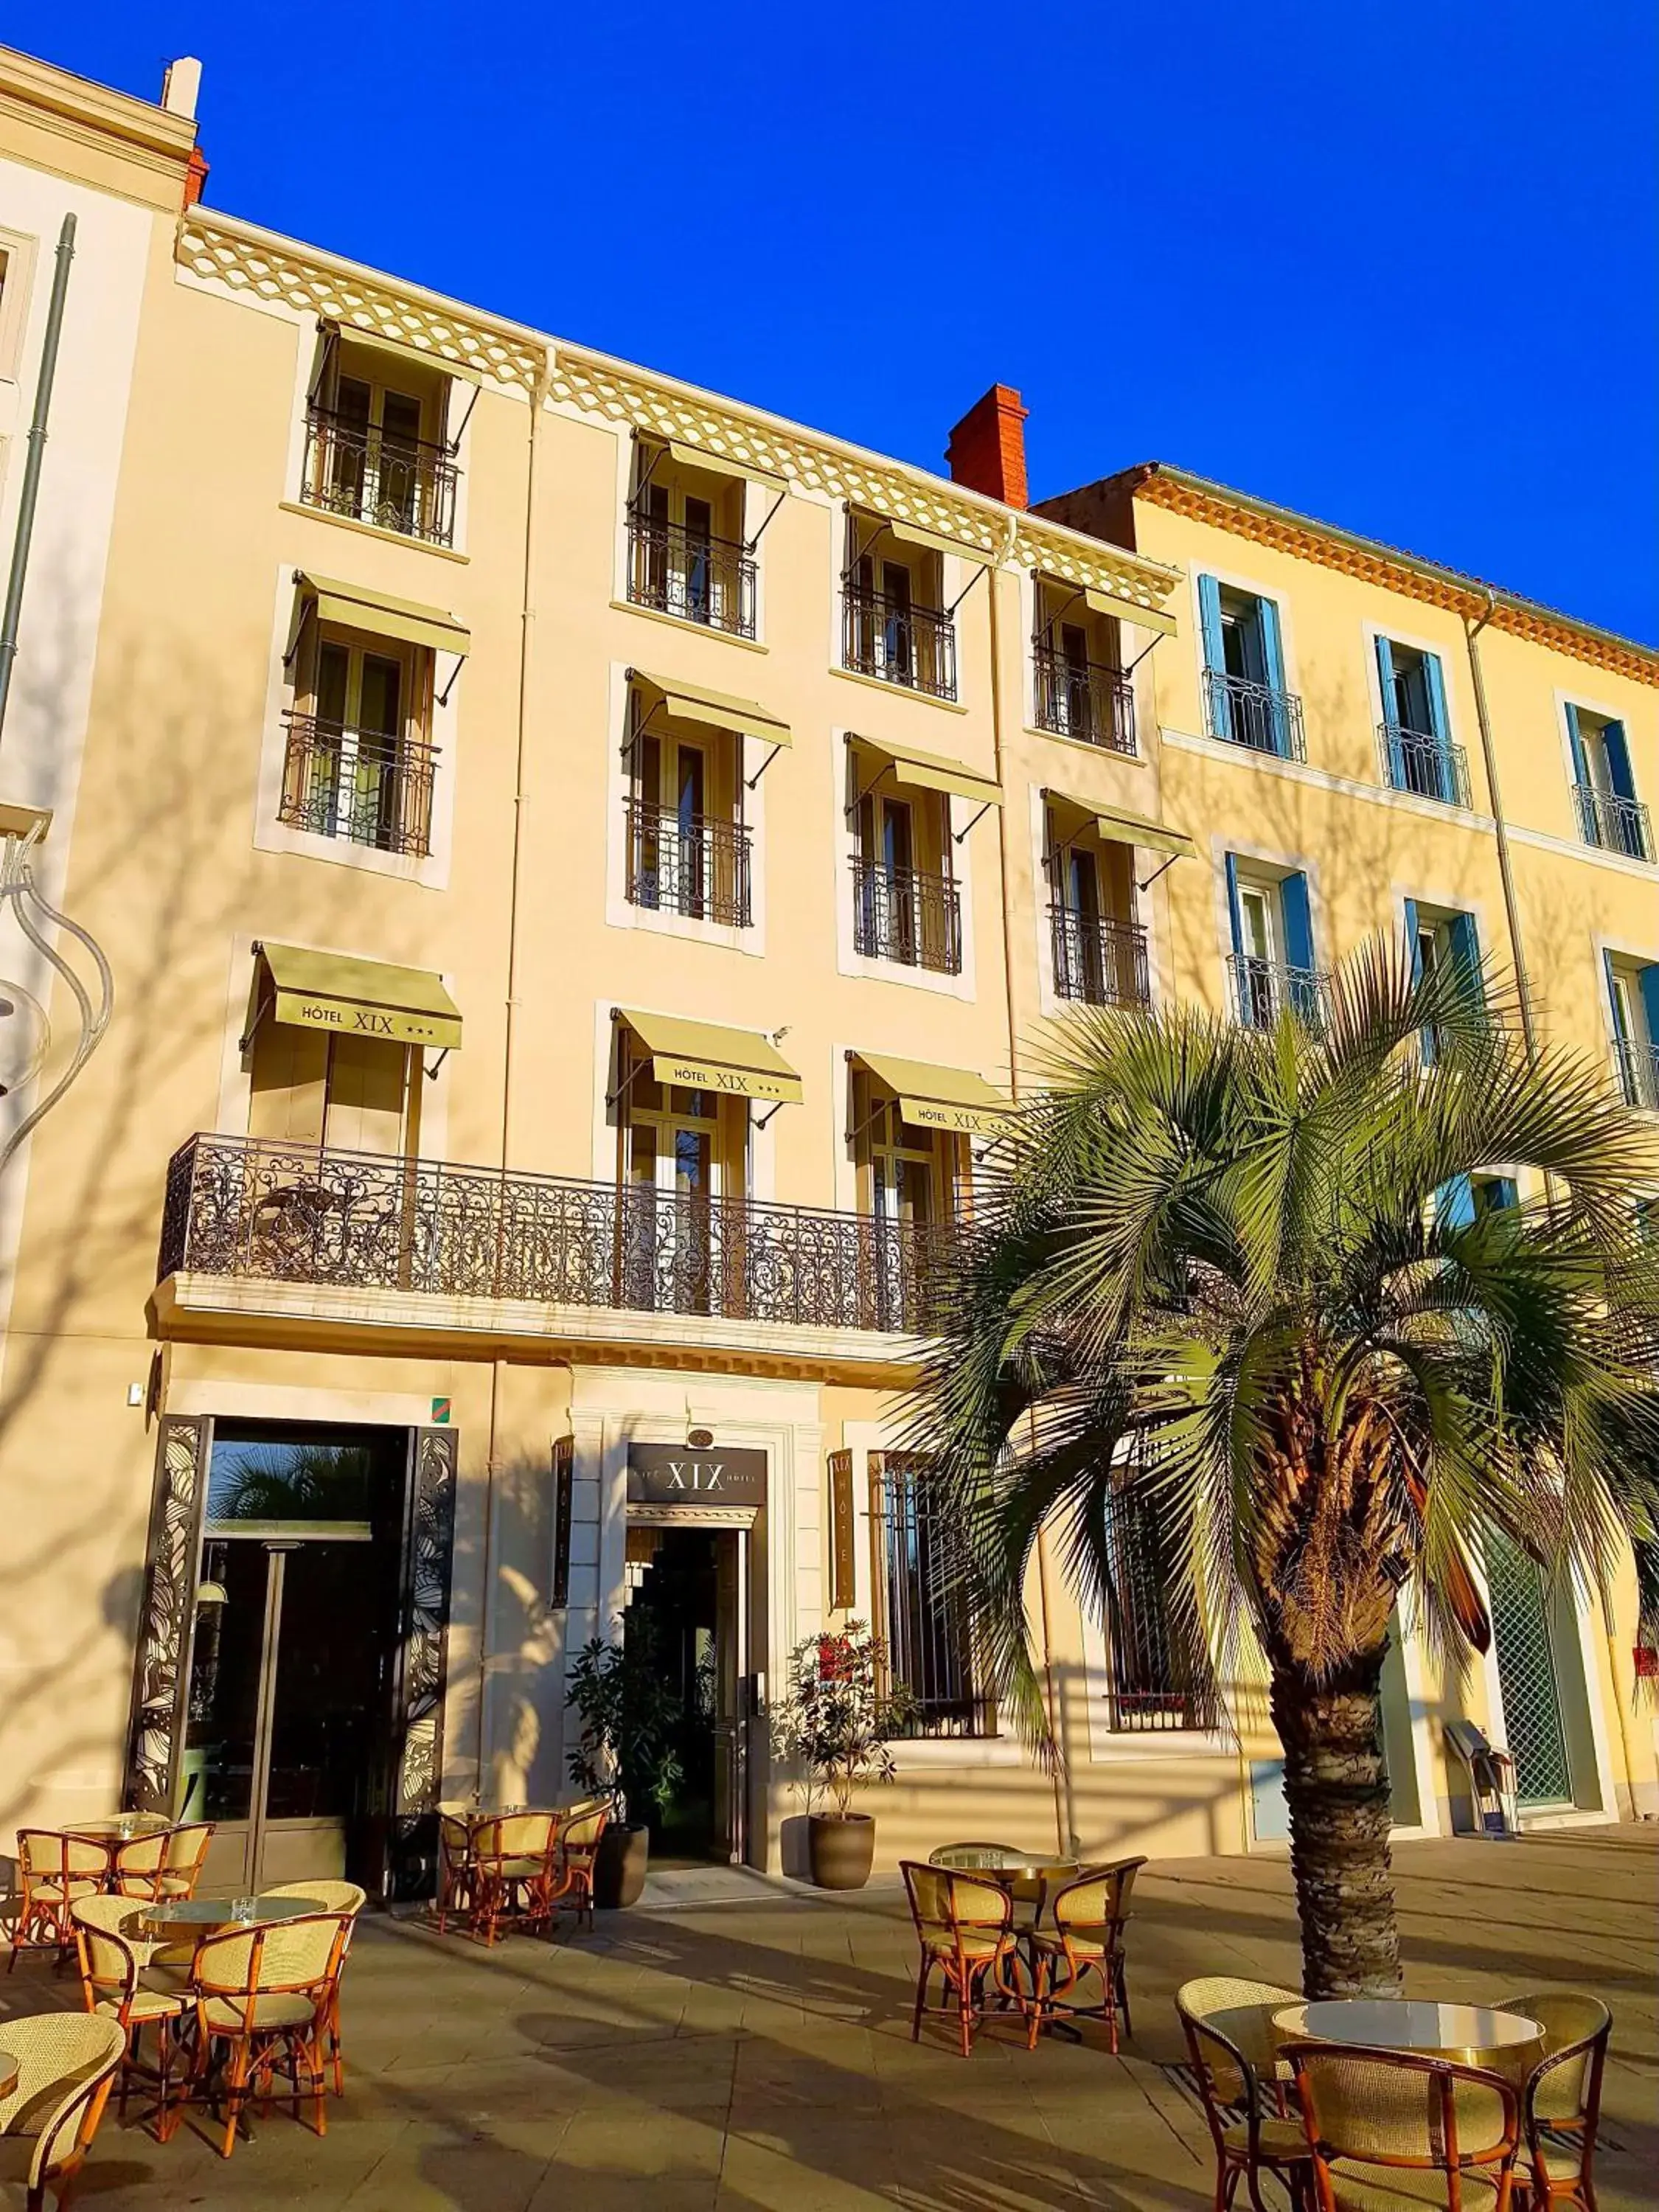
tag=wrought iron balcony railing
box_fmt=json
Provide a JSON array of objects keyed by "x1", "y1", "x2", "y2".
[
  {"x1": 625, "y1": 799, "x2": 752, "y2": 927},
  {"x1": 1032, "y1": 644, "x2": 1135, "y2": 754},
  {"x1": 841, "y1": 585, "x2": 957, "y2": 701},
  {"x1": 1575, "y1": 783, "x2": 1652, "y2": 863},
  {"x1": 1203, "y1": 669, "x2": 1307, "y2": 761},
  {"x1": 1615, "y1": 1040, "x2": 1659, "y2": 1111},
  {"x1": 851, "y1": 859, "x2": 962, "y2": 975},
  {"x1": 626, "y1": 511, "x2": 757, "y2": 639},
  {"x1": 278, "y1": 713, "x2": 438, "y2": 858},
  {"x1": 159, "y1": 1135, "x2": 959, "y2": 1335},
  {"x1": 1228, "y1": 953, "x2": 1327, "y2": 1031},
  {"x1": 1106, "y1": 1683, "x2": 1222, "y2": 1733},
  {"x1": 300, "y1": 406, "x2": 459, "y2": 547},
  {"x1": 1050, "y1": 906, "x2": 1150, "y2": 1006},
  {"x1": 1378, "y1": 722, "x2": 1471, "y2": 809}
]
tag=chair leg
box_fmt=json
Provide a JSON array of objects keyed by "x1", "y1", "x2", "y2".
[
  {"x1": 219, "y1": 2041, "x2": 251, "y2": 2160},
  {"x1": 957, "y1": 1966, "x2": 975, "y2": 2060},
  {"x1": 911, "y1": 1958, "x2": 930, "y2": 2045}
]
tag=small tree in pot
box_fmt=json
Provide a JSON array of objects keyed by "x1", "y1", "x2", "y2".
[
  {"x1": 773, "y1": 1621, "x2": 907, "y2": 1889},
  {"x1": 566, "y1": 1623, "x2": 684, "y2": 1908}
]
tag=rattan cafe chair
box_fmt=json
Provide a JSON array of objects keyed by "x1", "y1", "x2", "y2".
[
  {"x1": 902, "y1": 1861, "x2": 1035, "y2": 2060},
  {"x1": 1290, "y1": 2040, "x2": 1520, "y2": 2211},
  {"x1": 184, "y1": 1910, "x2": 348, "y2": 2159},
  {"x1": 70, "y1": 1896, "x2": 187, "y2": 2135},
  {"x1": 1026, "y1": 1856, "x2": 1147, "y2": 2051},
  {"x1": 0, "y1": 2011, "x2": 125, "y2": 2212},
  {"x1": 1496, "y1": 1991, "x2": 1610, "y2": 2211},
  {"x1": 435, "y1": 1812, "x2": 477, "y2": 1935},
  {"x1": 1178, "y1": 1975, "x2": 1304, "y2": 2092},
  {"x1": 264, "y1": 1882, "x2": 367, "y2": 2096},
  {"x1": 1178, "y1": 1997, "x2": 1315, "y2": 2212},
  {"x1": 469, "y1": 1812, "x2": 558, "y2": 1945},
  {"x1": 7, "y1": 1834, "x2": 107, "y2": 1972},
  {"x1": 928, "y1": 1841, "x2": 1047, "y2": 1925},
  {"x1": 546, "y1": 1804, "x2": 610, "y2": 1935},
  {"x1": 153, "y1": 1823, "x2": 215, "y2": 1902}
]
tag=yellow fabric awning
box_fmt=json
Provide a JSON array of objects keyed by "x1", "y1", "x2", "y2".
[
  {"x1": 855, "y1": 1052, "x2": 1012, "y2": 1139},
  {"x1": 1083, "y1": 583, "x2": 1178, "y2": 638},
  {"x1": 299, "y1": 573, "x2": 470, "y2": 658},
  {"x1": 618, "y1": 1009, "x2": 802, "y2": 1105},
  {"x1": 1045, "y1": 791, "x2": 1192, "y2": 861},
  {"x1": 664, "y1": 438, "x2": 787, "y2": 495},
  {"x1": 851, "y1": 734, "x2": 1001, "y2": 810},
  {"x1": 872, "y1": 513, "x2": 992, "y2": 568},
  {"x1": 630, "y1": 669, "x2": 790, "y2": 745},
  {"x1": 330, "y1": 321, "x2": 482, "y2": 386},
  {"x1": 258, "y1": 943, "x2": 463, "y2": 1051}
]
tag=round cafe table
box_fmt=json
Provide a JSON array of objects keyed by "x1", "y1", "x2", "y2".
[
  {"x1": 1274, "y1": 2000, "x2": 1545, "y2": 2080},
  {"x1": 62, "y1": 1815, "x2": 175, "y2": 1842},
  {"x1": 928, "y1": 1846, "x2": 1081, "y2": 1935},
  {"x1": 135, "y1": 1894, "x2": 325, "y2": 1943},
  {"x1": 0, "y1": 2049, "x2": 17, "y2": 2100}
]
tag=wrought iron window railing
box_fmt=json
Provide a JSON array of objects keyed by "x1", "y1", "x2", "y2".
[
  {"x1": 625, "y1": 510, "x2": 757, "y2": 639},
  {"x1": 841, "y1": 585, "x2": 957, "y2": 701},
  {"x1": 300, "y1": 405, "x2": 459, "y2": 547},
  {"x1": 1032, "y1": 644, "x2": 1135, "y2": 754},
  {"x1": 1228, "y1": 953, "x2": 1327, "y2": 1031},
  {"x1": 1203, "y1": 669, "x2": 1307, "y2": 761},
  {"x1": 873, "y1": 1453, "x2": 995, "y2": 1739},
  {"x1": 278, "y1": 713, "x2": 438, "y2": 858},
  {"x1": 1378, "y1": 722, "x2": 1471, "y2": 809},
  {"x1": 851, "y1": 859, "x2": 962, "y2": 975},
  {"x1": 1574, "y1": 782, "x2": 1652, "y2": 863},
  {"x1": 1104, "y1": 1486, "x2": 1220, "y2": 1734},
  {"x1": 1615, "y1": 1039, "x2": 1659, "y2": 1111},
  {"x1": 159, "y1": 1135, "x2": 959, "y2": 1336},
  {"x1": 625, "y1": 799, "x2": 752, "y2": 927},
  {"x1": 1050, "y1": 906, "x2": 1150, "y2": 1006}
]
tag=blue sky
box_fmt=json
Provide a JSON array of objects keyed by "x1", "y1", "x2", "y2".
[{"x1": 18, "y1": 3, "x2": 1658, "y2": 641}]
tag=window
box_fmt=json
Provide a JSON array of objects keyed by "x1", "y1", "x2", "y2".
[
  {"x1": 625, "y1": 689, "x2": 751, "y2": 928},
  {"x1": 1439, "y1": 1175, "x2": 1518, "y2": 1225},
  {"x1": 1197, "y1": 578, "x2": 1302, "y2": 758},
  {"x1": 1604, "y1": 953, "x2": 1659, "y2": 1110},
  {"x1": 626, "y1": 443, "x2": 757, "y2": 639},
  {"x1": 248, "y1": 1020, "x2": 421, "y2": 1160},
  {"x1": 1567, "y1": 706, "x2": 1650, "y2": 861},
  {"x1": 302, "y1": 331, "x2": 462, "y2": 547},
  {"x1": 843, "y1": 518, "x2": 957, "y2": 700},
  {"x1": 281, "y1": 620, "x2": 437, "y2": 857},
  {"x1": 613, "y1": 1040, "x2": 751, "y2": 1315},
  {"x1": 1405, "y1": 902, "x2": 1483, "y2": 1062},
  {"x1": 1225, "y1": 858, "x2": 1321, "y2": 1026},
  {"x1": 1032, "y1": 578, "x2": 1133, "y2": 752},
  {"x1": 1376, "y1": 639, "x2": 1467, "y2": 806},
  {"x1": 869, "y1": 1453, "x2": 992, "y2": 1738},
  {"x1": 853, "y1": 782, "x2": 961, "y2": 973},
  {"x1": 1103, "y1": 1484, "x2": 1217, "y2": 1733},
  {"x1": 1045, "y1": 801, "x2": 1149, "y2": 1006}
]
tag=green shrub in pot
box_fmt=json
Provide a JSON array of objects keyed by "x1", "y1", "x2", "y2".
[
  {"x1": 566, "y1": 1622, "x2": 684, "y2": 1907},
  {"x1": 773, "y1": 1621, "x2": 908, "y2": 1889}
]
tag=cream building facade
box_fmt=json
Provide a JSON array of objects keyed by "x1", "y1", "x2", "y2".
[{"x1": 0, "y1": 46, "x2": 1652, "y2": 1899}]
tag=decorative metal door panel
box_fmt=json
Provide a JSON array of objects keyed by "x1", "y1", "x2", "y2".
[
  {"x1": 387, "y1": 1427, "x2": 456, "y2": 1896},
  {"x1": 125, "y1": 1417, "x2": 211, "y2": 1815},
  {"x1": 1487, "y1": 1535, "x2": 1572, "y2": 1808}
]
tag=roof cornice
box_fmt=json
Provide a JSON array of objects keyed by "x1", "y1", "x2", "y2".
[
  {"x1": 1124, "y1": 464, "x2": 1658, "y2": 688},
  {"x1": 175, "y1": 209, "x2": 1182, "y2": 621},
  {"x1": 0, "y1": 44, "x2": 195, "y2": 171}
]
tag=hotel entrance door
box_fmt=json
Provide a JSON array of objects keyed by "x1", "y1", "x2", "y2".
[{"x1": 626, "y1": 1526, "x2": 750, "y2": 1865}]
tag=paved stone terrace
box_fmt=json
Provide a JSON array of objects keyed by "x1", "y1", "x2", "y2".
[{"x1": 3, "y1": 1829, "x2": 1653, "y2": 2208}]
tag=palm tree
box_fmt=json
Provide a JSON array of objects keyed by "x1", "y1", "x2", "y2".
[{"x1": 909, "y1": 936, "x2": 1659, "y2": 1997}]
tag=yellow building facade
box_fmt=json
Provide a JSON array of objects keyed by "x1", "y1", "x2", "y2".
[{"x1": 0, "y1": 46, "x2": 1652, "y2": 1898}]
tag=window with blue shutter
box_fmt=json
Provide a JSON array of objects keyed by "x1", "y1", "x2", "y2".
[
  {"x1": 1279, "y1": 872, "x2": 1318, "y2": 1020},
  {"x1": 1378, "y1": 638, "x2": 1461, "y2": 803},
  {"x1": 1200, "y1": 581, "x2": 1301, "y2": 757},
  {"x1": 1437, "y1": 1175, "x2": 1477, "y2": 1228},
  {"x1": 1472, "y1": 1176, "x2": 1519, "y2": 1215},
  {"x1": 1569, "y1": 706, "x2": 1650, "y2": 860}
]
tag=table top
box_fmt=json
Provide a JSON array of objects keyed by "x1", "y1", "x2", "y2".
[
  {"x1": 931, "y1": 1846, "x2": 1082, "y2": 1882},
  {"x1": 136, "y1": 1894, "x2": 325, "y2": 1940},
  {"x1": 62, "y1": 1815, "x2": 175, "y2": 1842},
  {"x1": 1275, "y1": 2000, "x2": 1544, "y2": 2057},
  {"x1": 0, "y1": 2048, "x2": 15, "y2": 2098}
]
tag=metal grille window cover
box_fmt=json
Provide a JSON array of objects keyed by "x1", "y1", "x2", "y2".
[
  {"x1": 1573, "y1": 782, "x2": 1652, "y2": 863},
  {"x1": 1032, "y1": 644, "x2": 1136, "y2": 755},
  {"x1": 872, "y1": 1453, "x2": 994, "y2": 1739},
  {"x1": 1104, "y1": 1488, "x2": 1218, "y2": 1733},
  {"x1": 301, "y1": 405, "x2": 459, "y2": 548},
  {"x1": 1203, "y1": 669, "x2": 1307, "y2": 761},
  {"x1": 625, "y1": 798, "x2": 752, "y2": 927},
  {"x1": 851, "y1": 859, "x2": 962, "y2": 975},
  {"x1": 842, "y1": 585, "x2": 958, "y2": 701},
  {"x1": 1615, "y1": 1040, "x2": 1659, "y2": 1111},
  {"x1": 279, "y1": 713, "x2": 438, "y2": 858},
  {"x1": 1051, "y1": 907, "x2": 1150, "y2": 1006},
  {"x1": 159, "y1": 1133, "x2": 957, "y2": 1337},
  {"x1": 626, "y1": 512, "x2": 757, "y2": 639},
  {"x1": 1486, "y1": 1533, "x2": 1573, "y2": 1808},
  {"x1": 1378, "y1": 723, "x2": 1471, "y2": 810},
  {"x1": 1228, "y1": 953, "x2": 1328, "y2": 1032}
]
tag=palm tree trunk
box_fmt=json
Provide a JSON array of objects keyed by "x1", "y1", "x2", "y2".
[{"x1": 1269, "y1": 1647, "x2": 1402, "y2": 1998}]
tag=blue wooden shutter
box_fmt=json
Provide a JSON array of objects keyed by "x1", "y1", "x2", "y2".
[
  {"x1": 1564, "y1": 704, "x2": 1591, "y2": 840},
  {"x1": 1198, "y1": 575, "x2": 1228, "y2": 741},
  {"x1": 1640, "y1": 962, "x2": 1659, "y2": 1047},
  {"x1": 1603, "y1": 950, "x2": 1628, "y2": 1040},
  {"x1": 1256, "y1": 598, "x2": 1290, "y2": 755},
  {"x1": 1403, "y1": 897, "x2": 1422, "y2": 977},
  {"x1": 1224, "y1": 852, "x2": 1245, "y2": 961},
  {"x1": 1489, "y1": 1177, "x2": 1519, "y2": 1212},
  {"x1": 1601, "y1": 721, "x2": 1636, "y2": 801},
  {"x1": 1448, "y1": 911, "x2": 1484, "y2": 1006},
  {"x1": 1377, "y1": 638, "x2": 1404, "y2": 787},
  {"x1": 1423, "y1": 651, "x2": 1450, "y2": 743},
  {"x1": 1280, "y1": 872, "x2": 1314, "y2": 973},
  {"x1": 1438, "y1": 1175, "x2": 1477, "y2": 1228},
  {"x1": 1563, "y1": 703, "x2": 1590, "y2": 787}
]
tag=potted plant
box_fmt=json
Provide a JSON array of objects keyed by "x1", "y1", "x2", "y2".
[
  {"x1": 773, "y1": 1621, "x2": 905, "y2": 1890},
  {"x1": 566, "y1": 1624, "x2": 684, "y2": 1909}
]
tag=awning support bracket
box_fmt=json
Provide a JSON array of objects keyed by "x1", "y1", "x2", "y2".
[
  {"x1": 745, "y1": 487, "x2": 788, "y2": 551},
  {"x1": 953, "y1": 799, "x2": 995, "y2": 845},
  {"x1": 627, "y1": 439, "x2": 665, "y2": 515},
  {"x1": 437, "y1": 653, "x2": 467, "y2": 708},
  {"x1": 445, "y1": 380, "x2": 481, "y2": 455},
  {"x1": 841, "y1": 516, "x2": 891, "y2": 583},
  {"x1": 282, "y1": 582, "x2": 315, "y2": 672},
  {"x1": 307, "y1": 323, "x2": 339, "y2": 406},
  {"x1": 423, "y1": 1047, "x2": 452, "y2": 1081},
  {"x1": 745, "y1": 740, "x2": 785, "y2": 790},
  {"x1": 1124, "y1": 633, "x2": 1166, "y2": 677},
  {"x1": 945, "y1": 561, "x2": 990, "y2": 619},
  {"x1": 1035, "y1": 585, "x2": 1087, "y2": 644},
  {"x1": 752, "y1": 1100, "x2": 786, "y2": 1132},
  {"x1": 1137, "y1": 851, "x2": 1183, "y2": 893}
]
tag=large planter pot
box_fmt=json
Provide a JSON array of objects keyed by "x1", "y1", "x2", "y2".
[
  {"x1": 594, "y1": 1823, "x2": 650, "y2": 1910},
  {"x1": 807, "y1": 1812, "x2": 875, "y2": 1891}
]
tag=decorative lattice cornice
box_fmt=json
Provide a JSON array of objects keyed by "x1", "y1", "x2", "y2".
[
  {"x1": 175, "y1": 212, "x2": 1182, "y2": 620},
  {"x1": 1138, "y1": 470, "x2": 1658, "y2": 689}
]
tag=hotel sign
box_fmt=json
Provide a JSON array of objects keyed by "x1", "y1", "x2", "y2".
[
  {"x1": 627, "y1": 1443, "x2": 767, "y2": 1506},
  {"x1": 646, "y1": 1051, "x2": 800, "y2": 1104},
  {"x1": 897, "y1": 1094, "x2": 1009, "y2": 1138},
  {"x1": 271, "y1": 989, "x2": 462, "y2": 1051}
]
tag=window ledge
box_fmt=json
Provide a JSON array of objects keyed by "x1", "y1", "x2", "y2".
[
  {"x1": 610, "y1": 599, "x2": 768, "y2": 653},
  {"x1": 278, "y1": 500, "x2": 470, "y2": 564},
  {"x1": 616, "y1": 899, "x2": 760, "y2": 958},
  {"x1": 1088, "y1": 1728, "x2": 1233, "y2": 1764},
  {"x1": 831, "y1": 663, "x2": 970, "y2": 714},
  {"x1": 1026, "y1": 723, "x2": 1149, "y2": 765}
]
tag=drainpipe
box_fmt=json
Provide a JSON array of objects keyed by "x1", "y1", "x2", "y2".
[
  {"x1": 0, "y1": 215, "x2": 76, "y2": 749},
  {"x1": 987, "y1": 513, "x2": 1022, "y2": 1098},
  {"x1": 1463, "y1": 589, "x2": 1537, "y2": 1061}
]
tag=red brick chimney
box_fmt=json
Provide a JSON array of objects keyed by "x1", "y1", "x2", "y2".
[{"x1": 945, "y1": 384, "x2": 1029, "y2": 509}]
